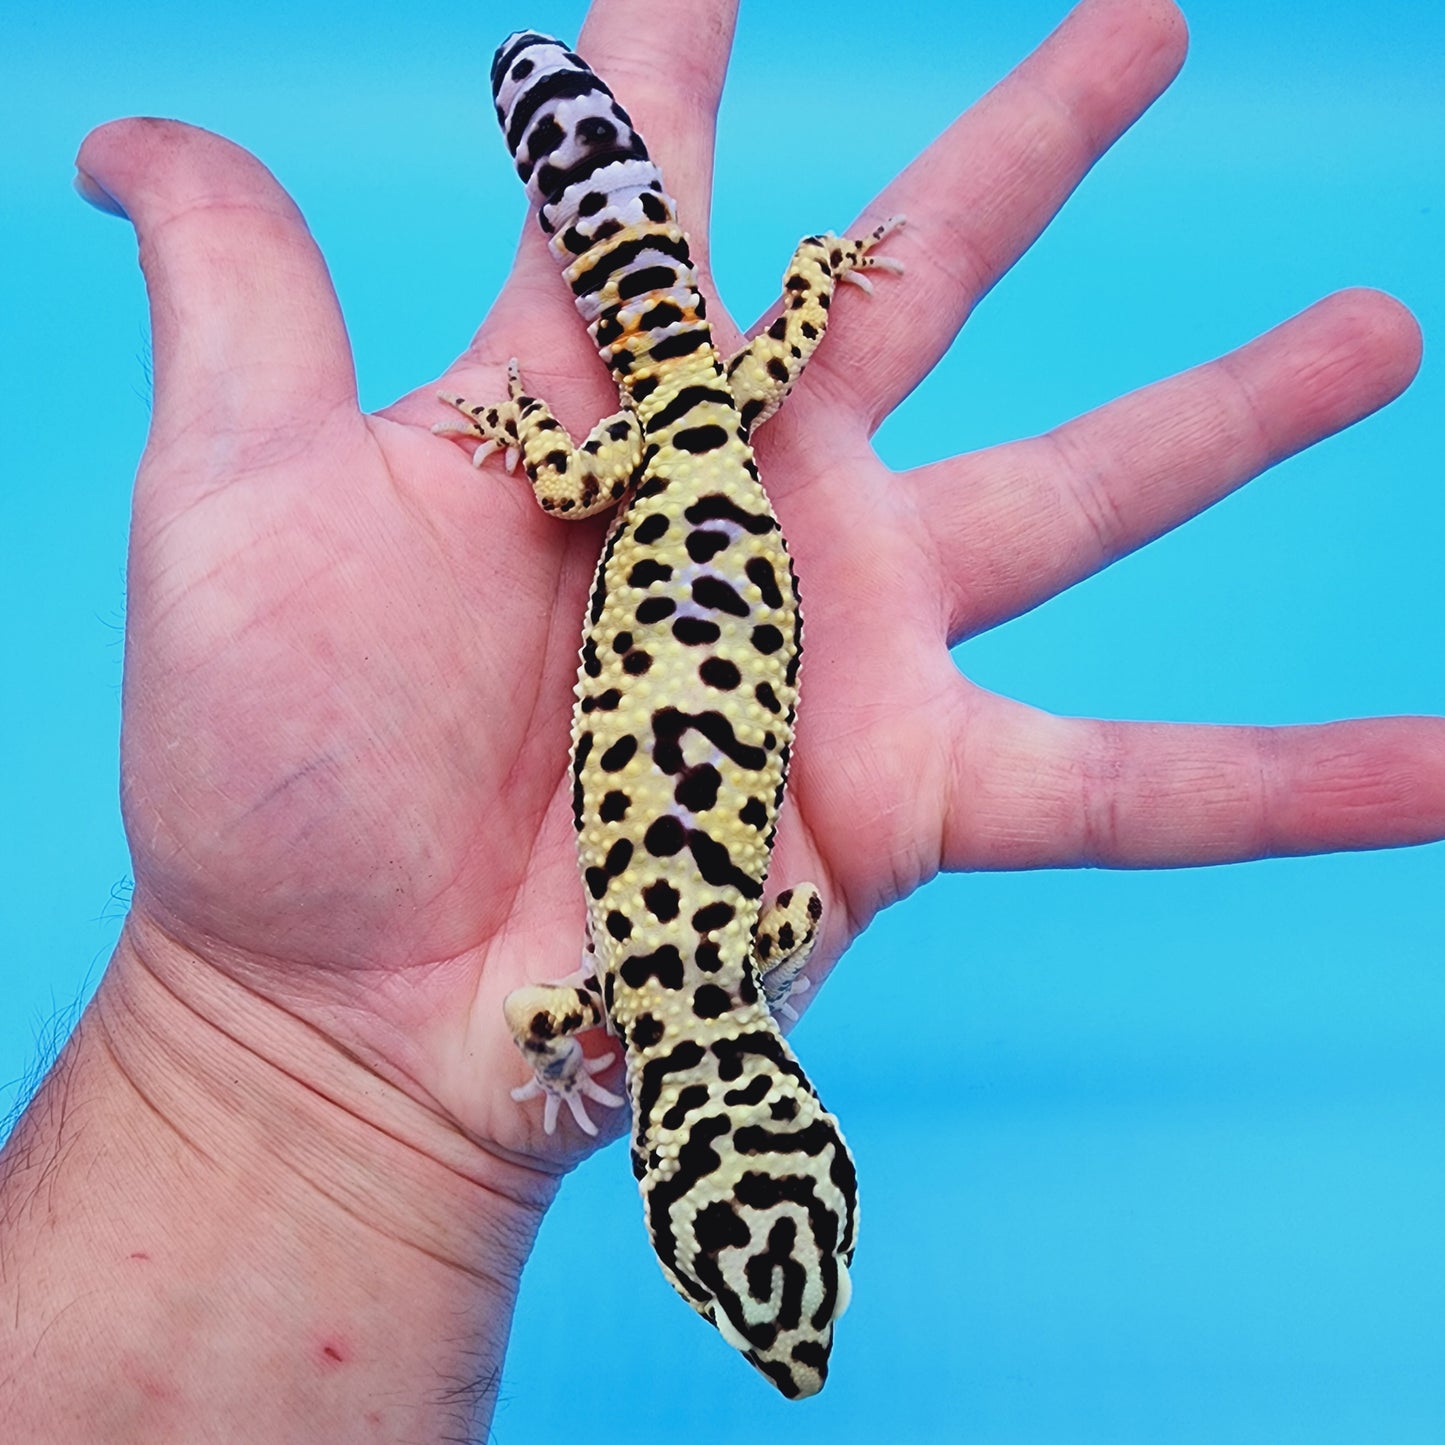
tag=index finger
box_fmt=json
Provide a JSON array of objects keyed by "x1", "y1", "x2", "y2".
[{"x1": 807, "y1": 0, "x2": 1189, "y2": 428}]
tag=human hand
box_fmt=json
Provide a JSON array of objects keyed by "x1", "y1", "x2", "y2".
[{"x1": 74, "y1": 0, "x2": 1437, "y2": 1189}]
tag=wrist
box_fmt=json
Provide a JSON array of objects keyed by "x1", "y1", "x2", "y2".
[{"x1": 0, "y1": 913, "x2": 556, "y2": 1443}]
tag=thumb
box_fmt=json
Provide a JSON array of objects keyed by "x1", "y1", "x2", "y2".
[{"x1": 76, "y1": 118, "x2": 357, "y2": 457}]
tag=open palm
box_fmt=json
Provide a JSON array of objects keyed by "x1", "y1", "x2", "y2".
[{"x1": 80, "y1": 0, "x2": 1441, "y2": 1167}]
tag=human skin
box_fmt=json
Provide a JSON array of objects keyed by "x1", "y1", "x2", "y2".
[{"x1": 2, "y1": 0, "x2": 1440, "y2": 1439}]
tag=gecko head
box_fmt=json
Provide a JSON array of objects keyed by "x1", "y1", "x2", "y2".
[
  {"x1": 677, "y1": 1096, "x2": 859, "y2": 1399},
  {"x1": 708, "y1": 1244, "x2": 853, "y2": 1399}
]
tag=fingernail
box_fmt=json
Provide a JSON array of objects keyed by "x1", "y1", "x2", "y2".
[{"x1": 73, "y1": 168, "x2": 129, "y2": 219}]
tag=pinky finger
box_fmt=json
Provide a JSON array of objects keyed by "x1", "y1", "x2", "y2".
[{"x1": 947, "y1": 696, "x2": 1445, "y2": 871}]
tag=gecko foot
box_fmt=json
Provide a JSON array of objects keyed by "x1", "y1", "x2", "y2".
[
  {"x1": 433, "y1": 359, "x2": 526, "y2": 471},
  {"x1": 512, "y1": 1048, "x2": 622, "y2": 1137}
]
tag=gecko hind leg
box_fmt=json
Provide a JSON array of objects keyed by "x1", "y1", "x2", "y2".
[
  {"x1": 502, "y1": 972, "x2": 622, "y2": 1136},
  {"x1": 435, "y1": 358, "x2": 643, "y2": 519},
  {"x1": 753, "y1": 884, "x2": 825, "y2": 1022}
]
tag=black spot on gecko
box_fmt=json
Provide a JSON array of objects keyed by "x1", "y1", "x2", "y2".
[
  {"x1": 692, "y1": 1199, "x2": 750, "y2": 1253},
  {"x1": 649, "y1": 385, "x2": 732, "y2": 430},
  {"x1": 696, "y1": 940, "x2": 722, "y2": 972},
  {"x1": 745, "y1": 557, "x2": 784, "y2": 609},
  {"x1": 631, "y1": 1014, "x2": 664, "y2": 1050},
  {"x1": 635, "y1": 595, "x2": 676, "y2": 624},
  {"x1": 606, "y1": 910, "x2": 632, "y2": 941},
  {"x1": 644, "y1": 815, "x2": 686, "y2": 856},
  {"x1": 639, "y1": 190, "x2": 669, "y2": 223},
  {"x1": 580, "y1": 688, "x2": 622, "y2": 713},
  {"x1": 736, "y1": 1121, "x2": 836, "y2": 1163},
  {"x1": 643, "y1": 879, "x2": 680, "y2": 921},
  {"x1": 739, "y1": 797, "x2": 768, "y2": 830},
  {"x1": 633, "y1": 513, "x2": 669, "y2": 546},
  {"x1": 692, "y1": 901, "x2": 734, "y2": 932},
  {"x1": 684, "y1": 494, "x2": 776, "y2": 534},
  {"x1": 692, "y1": 984, "x2": 732, "y2": 1019},
  {"x1": 648, "y1": 329, "x2": 710, "y2": 362},
  {"x1": 724, "y1": 1074, "x2": 772, "y2": 1108},
  {"x1": 593, "y1": 313, "x2": 624, "y2": 347},
  {"x1": 661, "y1": 1084, "x2": 712, "y2": 1130},
  {"x1": 600, "y1": 790, "x2": 630, "y2": 822},
  {"x1": 577, "y1": 115, "x2": 617, "y2": 147},
  {"x1": 692, "y1": 577, "x2": 750, "y2": 617},
  {"x1": 672, "y1": 616, "x2": 721, "y2": 646},
  {"x1": 629, "y1": 558, "x2": 672, "y2": 589},
  {"x1": 571, "y1": 731, "x2": 593, "y2": 829},
  {"x1": 672, "y1": 424, "x2": 730, "y2": 454},
  {"x1": 755, "y1": 682, "x2": 781, "y2": 713},
  {"x1": 618, "y1": 263, "x2": 682, "y2": 301},
  {"x1": 525, "y1": 114, "x2": 565, "y2": 165},
  {"x1": 623, "y1": 650, "x2": 653, "y2": 675},
  {"x1": 699, "y1": 657, "x2": 740, "y2": 690},
  {"x1": 639, "y1": 300, "x2": 683, "y2": 331},
  {"x1": 620, "y1": 944, "x2": 685, "y2": 991},
  {"x1": 685, "y1": 529, "x2": 730, "y2": 563},
  {"x1": 751, "y1": 624, "x2": 784, "y2": 654},
  {"x1": 674, "y1": 764, "x2": 721, "y2": 813},
  {"x1": 600, "y1": 735, "x2": 638, "y2": 771},
  {"x1": 688, "y1": 829, "x2": 763, "y2": 899}
]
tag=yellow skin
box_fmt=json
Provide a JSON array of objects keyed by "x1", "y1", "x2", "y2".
[{"x1": 26, "y1": 0, "x2": 1439, "y2": 1433}]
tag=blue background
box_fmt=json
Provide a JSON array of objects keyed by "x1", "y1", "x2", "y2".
[{"x1": 3, "y1": 2, "x2": 1441, "y2": 1439}]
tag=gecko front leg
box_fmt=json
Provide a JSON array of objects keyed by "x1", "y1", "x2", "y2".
[
  {"x1": 435, "y1": 359, "x2": 644, "y2": 519},
  {"x1": 754, "y1": 883, "x2": 825, "y2": 1022},
  {"x1": 502, "y1": 968, "x2": 622, "y2": 1136}
]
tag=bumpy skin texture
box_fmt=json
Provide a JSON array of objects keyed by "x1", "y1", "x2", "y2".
[{"x1": 439, "y1": 32, "x2": 899, "y2": 1399}]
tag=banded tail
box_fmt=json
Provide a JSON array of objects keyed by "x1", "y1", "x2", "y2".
[{"x1": 491, "y1": 31, "x2": 712, "y2": 390}]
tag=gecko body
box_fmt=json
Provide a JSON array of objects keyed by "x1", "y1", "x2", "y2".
[{"x1": 437, "y1": 32, "x2": 902, "y2": 1398}]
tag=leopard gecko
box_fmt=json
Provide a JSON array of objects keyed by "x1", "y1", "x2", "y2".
[{"x1": 435, "y1": 30, "x2": 903, "y2": 1399}]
